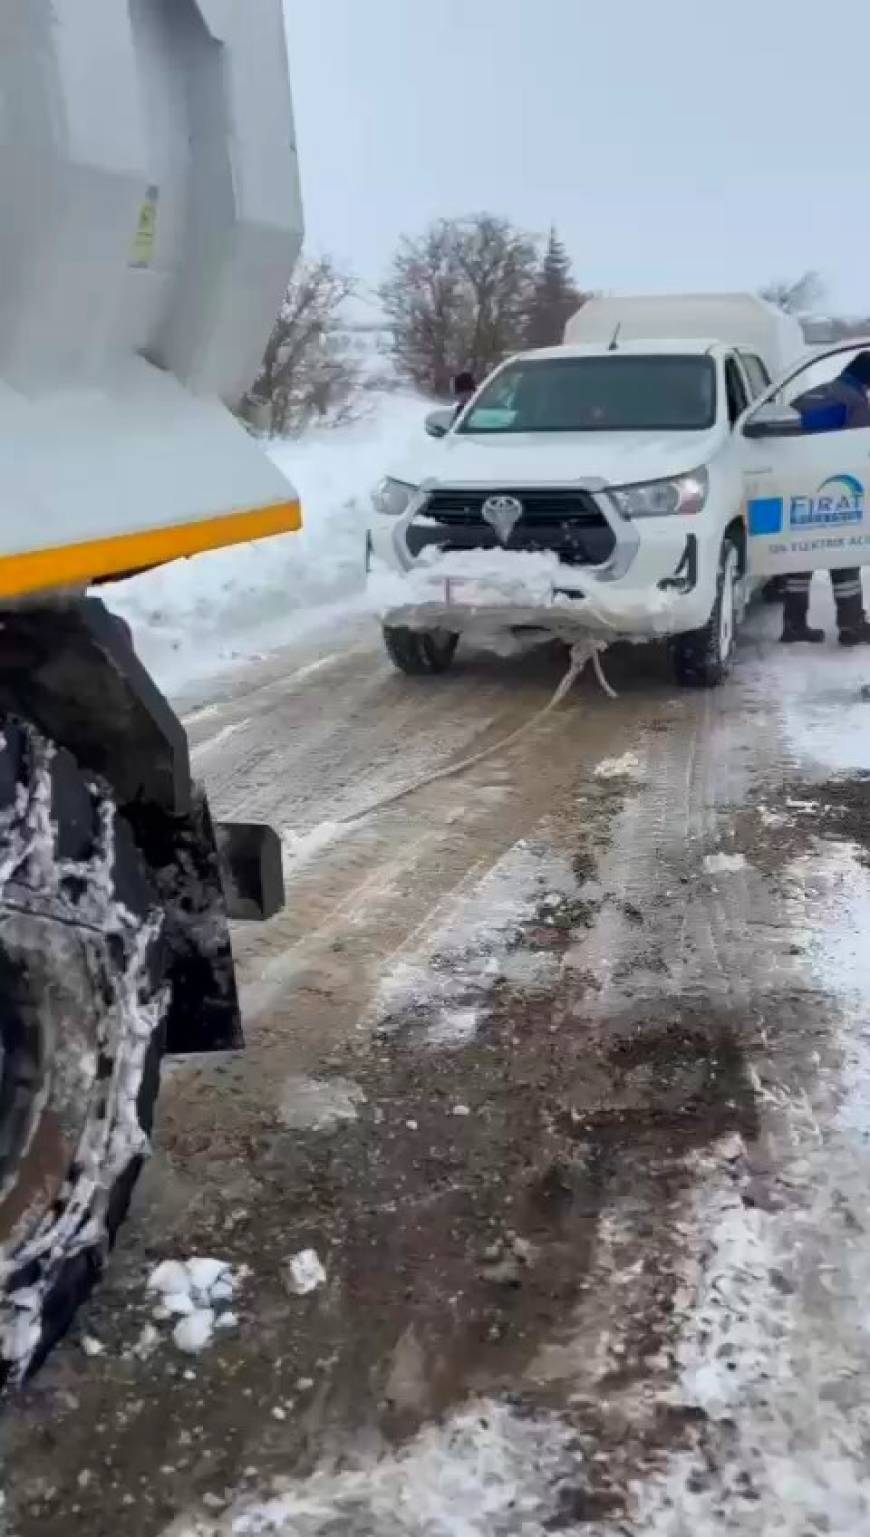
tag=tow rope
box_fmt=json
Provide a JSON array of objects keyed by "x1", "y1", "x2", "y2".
[{"x1": 343, "y1": 639, "x2": 616, "y2": 825}]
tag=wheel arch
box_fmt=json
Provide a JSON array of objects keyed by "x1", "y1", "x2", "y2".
[{"x1": 724, "y1": 514, "x2": 748, "y2": 576}]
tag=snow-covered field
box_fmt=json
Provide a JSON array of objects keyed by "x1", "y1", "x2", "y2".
[{"x1": 100, "y1": 392, "x2": 428, "y2": 696}]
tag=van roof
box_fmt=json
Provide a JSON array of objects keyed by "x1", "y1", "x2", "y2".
[
  {"x1": 563, "y1": 292, "x2": 804, "y2": 371},
  {"x1": 513, "y1": 339, "x2": 721, "y2": 362}
]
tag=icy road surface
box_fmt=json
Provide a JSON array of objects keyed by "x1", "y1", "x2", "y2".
[{"x1": 5, "y1": 587, "x2": 870, "y2": 1536}]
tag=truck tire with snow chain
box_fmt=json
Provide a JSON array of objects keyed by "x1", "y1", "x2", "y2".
[{"x1": 0, "y1": 718, "x2": 166, "y2": 1387}]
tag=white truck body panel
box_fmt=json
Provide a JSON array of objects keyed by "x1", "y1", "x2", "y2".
[
  {"x1": 0, "y1": 0, "x2": 303, "y2": 584},
  {"x1": 0, "y1": 360, "x2": 294, "y2": 556},
  {"x1": 565, "y1": 293, "x2": 804, "y2": 378}
]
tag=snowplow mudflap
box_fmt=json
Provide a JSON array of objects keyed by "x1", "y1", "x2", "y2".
[{"x1": 216, "y1": 822, "x2": 285, "y2": 923}]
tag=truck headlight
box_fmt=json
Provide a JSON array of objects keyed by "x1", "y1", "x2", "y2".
[
  {"x1": 371, "y1": 477, "x2": 417, "y2": 517},
  {"x1": 609, "y1": 467, "x2": 709, "y2": 519}
]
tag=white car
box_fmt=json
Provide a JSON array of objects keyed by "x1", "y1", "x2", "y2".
[{"x1": 368, "y1": 296, "x2": 870, "y2": 686}]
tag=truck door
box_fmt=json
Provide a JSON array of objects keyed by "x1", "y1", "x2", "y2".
[{"x1": 740, "y1": 343, "x2": 870, "y2": 578}]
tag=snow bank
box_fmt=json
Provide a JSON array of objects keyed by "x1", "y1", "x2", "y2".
[
  {"x1": 633, "y1": 843, "x2": 870, "y2": 1536},
  {"x1": 99, "y1": 392, "x2": 428, "y2": 696},
  {"x1": 745, "y1": 574, "x2": 870, "y2": 775},
  {"x1": 165, "y1": 1399, "x2": 585, "y2": 1537}
]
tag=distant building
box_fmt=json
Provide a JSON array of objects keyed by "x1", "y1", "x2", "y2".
[{"x1": 802, "y1": 315, "x2": 870, "y2": 345}]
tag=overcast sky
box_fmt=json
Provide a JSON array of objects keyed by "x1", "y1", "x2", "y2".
[{"x1": 283, "y1": 0, "x2": 870, "y2": 316}]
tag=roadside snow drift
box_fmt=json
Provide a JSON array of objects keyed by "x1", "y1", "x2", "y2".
[{"x1": 99, "y1": 392, "x2": 428, "y2": 695}]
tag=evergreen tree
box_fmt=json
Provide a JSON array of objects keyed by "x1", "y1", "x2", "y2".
[{"x1": 525, "y1": 227, "x2": 584, "y2": 347}]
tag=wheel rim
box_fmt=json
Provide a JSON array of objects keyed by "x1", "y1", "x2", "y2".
[{"x1": 719, "y1": 550, "x2": 737, "y2": 663}]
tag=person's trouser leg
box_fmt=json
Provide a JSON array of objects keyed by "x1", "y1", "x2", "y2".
[
  {"x1": 832, "y1": 568, "x2": 870, "y2": 644},
  {"x1": 781, "y1": 572, "x2": 825, "y2": 642}
]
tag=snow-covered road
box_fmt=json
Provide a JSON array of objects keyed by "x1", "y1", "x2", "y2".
[{"x1": 5, "y1": 543, "x2": 870, "y2": 1534}]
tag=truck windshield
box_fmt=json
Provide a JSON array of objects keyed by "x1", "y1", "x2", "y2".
[{"x1": 459, "y1": 355, "x2": 717, "y2": 434}]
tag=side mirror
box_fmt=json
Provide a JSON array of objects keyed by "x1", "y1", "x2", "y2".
[
  {"x1": 425, "y1": 408, "x2": 454, "y2": 439},
  {"x1": 743, "y1": 402, "x2": 804, "y2": 440}
]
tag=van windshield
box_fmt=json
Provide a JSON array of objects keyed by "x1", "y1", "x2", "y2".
[{"x1": 459, "y1": 355, "x2": 717, "y2": 434}]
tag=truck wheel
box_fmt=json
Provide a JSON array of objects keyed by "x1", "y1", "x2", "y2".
[
  {"x1": 383, "y1": 626, "x2": 459, "y2": 675},
  {"x1": 672, "y1": 539, "x2": 739, "y2": 689},
  {"x1": 0, "y1": 718, "x2": 166, "y2": 1387}
]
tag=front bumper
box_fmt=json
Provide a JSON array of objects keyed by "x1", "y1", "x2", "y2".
[{"x1": 368, "y1": 482, "x2": 717, "y2": 640}]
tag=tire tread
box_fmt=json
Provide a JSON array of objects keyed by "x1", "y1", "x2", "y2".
[
  {"x1": 383, "y1": 626, "x2": 459, "y2": 675},
  {"x1": 0, "y1": 717, "x2": 165, "y2": 1386},
  {"x1": 672, "y1": 539, "x2": 737, "y2": 689}
]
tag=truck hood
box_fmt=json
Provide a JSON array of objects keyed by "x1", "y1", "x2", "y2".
[{"x1": 390, "y1": 428, "x2": 721, "y2": 491}]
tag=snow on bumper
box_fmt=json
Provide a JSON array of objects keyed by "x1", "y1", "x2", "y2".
[{"x1": 368, "y1": 532, "x2": 712, "y2": 642}]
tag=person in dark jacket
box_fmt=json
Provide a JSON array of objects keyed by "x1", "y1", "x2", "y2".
[
  {"x1": 451, "y1": 371, "x2": 477, "y2": 423},
  {"x1": 781, "y1": 351, "x2": 870, "y2": 645}
]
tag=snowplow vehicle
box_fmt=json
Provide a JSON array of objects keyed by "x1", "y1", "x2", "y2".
[{"x1": 0, "y1": 1, "x2": 303, "y2": 1382}]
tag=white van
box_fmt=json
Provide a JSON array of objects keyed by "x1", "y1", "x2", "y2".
[{"x1": 367, "y1": 295, "x2": 868, "y2": 685}]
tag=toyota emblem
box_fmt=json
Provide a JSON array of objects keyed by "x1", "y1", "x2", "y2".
[{"x1": 481, "y1": 494, "x2": 523, "y2": 547}]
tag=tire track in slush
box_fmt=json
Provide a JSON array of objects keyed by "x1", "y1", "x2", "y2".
[{"x1": 6, "y1": 628, "x2": 755, "y2": 1537}]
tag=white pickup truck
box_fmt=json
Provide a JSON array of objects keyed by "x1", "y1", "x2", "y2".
[{"x1": 367, "y1": 294, "x2": 870, "y2": 685}]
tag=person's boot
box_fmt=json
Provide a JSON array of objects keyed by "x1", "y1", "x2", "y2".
[
  {"x1": 836, "y1": 591, "x2": 870, "y2": 646},
  {"x1": 781, "y1": 591, "x2": 825, "y2": 643},
  {"x1": 780, "y1": 620, "x2": 826, "y2": 643},
  {"x1": 839, "y1": 618, "x2": 870, "y2": 646}
]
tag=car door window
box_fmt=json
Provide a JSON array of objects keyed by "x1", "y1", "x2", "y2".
[
  {"x1": 466, "y1": 367, "x2": 519, "y2": 430},
  {"x1": 767, "y1": 346, "x2": 870, "y2": 435},
  {"x1": 739, "y1": 353, "x2": 771, "y2": 399},
  {"x1": 724, "y1": 357, "x2": 749, "y2": 425}
]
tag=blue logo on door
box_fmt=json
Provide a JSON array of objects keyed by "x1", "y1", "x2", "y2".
[
  {"x1": 790, "y1": 474, "x2": 864, "y2": 528},
  {"x1": 748, "y1": 497, "x2": 783, "y2": 536}
]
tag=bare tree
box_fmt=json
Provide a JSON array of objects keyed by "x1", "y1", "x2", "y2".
[
  {"x1": 241, "y1": 257, "x2": 359, "y2": 436},
  {"x1": 380, "y1": 222, "x2": 465, "y2": 397},
  {"x1": 381, "y1": 215, "x2": 539, "y2": 396},
  {"x1": 760, "y1": 271, "x2": 825, "y2": 316}
]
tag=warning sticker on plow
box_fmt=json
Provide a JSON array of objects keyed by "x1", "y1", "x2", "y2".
[{"x1": 129, "y1": 185, "x2": 159, "y2": 269}]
